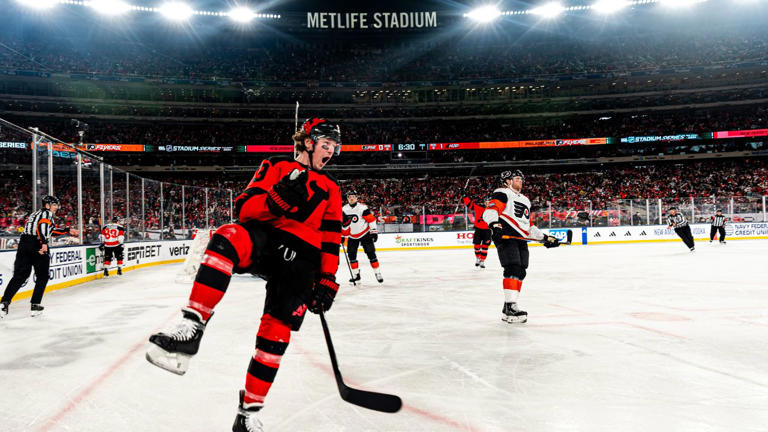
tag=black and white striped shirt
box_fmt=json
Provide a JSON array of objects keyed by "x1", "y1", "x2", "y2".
[
  {"x1": 667, "y1": 213, "x2": 688, "y2": 228},
  {"x1": 711, "y1": 215, "x2": 727, "y2": 227},
  {"x1": 22, "y1": 209, "x2": 66, "y2": 244}
]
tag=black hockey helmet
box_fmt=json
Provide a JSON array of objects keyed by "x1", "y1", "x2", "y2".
[
  {"x1": 668, "y1": 207, "x2": 677, "y2": 213},
  {"x1": 500, "y1": 169, "x2": 524, "y2": 183},
  {"x1": 715, "y1": 209, "x2": 722, "y2": 214},
  {"x1": 301, "y1": 118, "x2": 342, "y2": 156},
  {"x1": 346, "y1": 190, "x2": 358, "y2": 197},
  {"x1": 112, "y1": 217, "x2": 119, "y2": 223},
  {"x1": 42, "y1": 195, "x2": 60, "y2": 206}
]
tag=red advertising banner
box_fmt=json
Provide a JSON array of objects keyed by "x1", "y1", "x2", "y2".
[
  {"x1": 713, "y1": 129, "x2": 768, "y2": 139},
  {"x1": 244, "y1": 145, "x2": 294, "y2": 153}
]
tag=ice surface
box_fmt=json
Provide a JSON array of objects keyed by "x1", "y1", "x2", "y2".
[{"x1": 1, "y1": 240, "x2": 767, "y2": 432}]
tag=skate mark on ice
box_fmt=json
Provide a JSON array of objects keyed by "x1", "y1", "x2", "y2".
[
  {"x1": 626, "y1": 312, "x2": 691, "y2": 322},
  {"x1": 33, "y1": 309, "x2": 179, "y2": 432}
]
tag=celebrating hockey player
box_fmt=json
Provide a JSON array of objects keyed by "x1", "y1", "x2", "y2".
[
  {"x1": 709, "y1": 209, "x2": 727, "y2": 244},
  {"x1": 483, "y1": 170, "x2": 560, "y2": 324},
  {"x1": 100, "y1": 217, "x2": 126, "y2": 276},
  {"x1": 146, "y1": 118, "x2": 343, "y2": 432},
  {"x1": 462, "y1": 196, "x2": 491, "y2": 268},
  {"x1": 667, "y1": 207, "x2": 695, "y2": 251},
  {"x1": 342, "y1": 190, "x2": 383, "y2": 283},
  {"x1": 1, "y1": 195, "x2": 78, "y2": 319}
]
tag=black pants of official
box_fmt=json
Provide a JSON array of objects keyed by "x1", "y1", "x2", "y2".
[
  {"x1": 710, "y1": 226, "x2": 726, "y2": 242},
  {"x1": 674, "y1": 225, "x2": 695, "y2": 249},
  {"x1": 1, "y1": 235, "x2": 51, "y2": 305},
  {"x1": 495, "y1": 238, "x2": 529, "y2": 280},
  {"x1": 347, "y1": 234, "x2": 377, "y2": 265}
]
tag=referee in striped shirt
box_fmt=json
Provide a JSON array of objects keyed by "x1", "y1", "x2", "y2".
[
  {"x1": 0, "y1": 195, "x2": 76, "y2": 318},
  {"x1": 710, "y1": 209, "x2": 728, "y2": 244},
  {"x1": 667, "y1": 207, "x2": 695, "y2": 251}
]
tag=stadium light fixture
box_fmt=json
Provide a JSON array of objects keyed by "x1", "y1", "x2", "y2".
[
  {"x1": 466, "y1": 5, "x2": 502, "y2": 22},
  {"x1": 158, "y1": 2, "x2": 194, "y2": 21},
  {"x1": 15, "y1": 0, "x2": 59, "y2": 9},
  {"x1": 88, "y1": 0, "x2": 132, "y2": 16},
  {"x1": 530, "y1": 2, "x2": 566, "y2": 18},
  {"x1": 592, "y1": 0, "x2": 631, "y2": 14},
  {"x1": 228, "y1": 6, "x2": 257, "y2": 23}
]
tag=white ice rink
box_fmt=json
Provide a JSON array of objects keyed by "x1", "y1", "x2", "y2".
[{"x1": 1, "y1": 240, "x2": 768, "y2": 432}]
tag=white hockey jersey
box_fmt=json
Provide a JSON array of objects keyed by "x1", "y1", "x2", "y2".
[
  {"x1": 482, "y1": 188, "x2": 544, "y2": 240},
  {"x1": 342, "y1": 202, "x2": 377, "y2": 239},
  {"x1": 100, "y1": 223, "x2": 126, "y2": 247}
]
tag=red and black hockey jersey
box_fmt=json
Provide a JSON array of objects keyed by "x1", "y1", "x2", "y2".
[
  {"x1": 234, "y1": 156, "x2": 342, "y2": 275},
  {"x1": 464, "y1": 199, "x2": 489, "y2": 230}
]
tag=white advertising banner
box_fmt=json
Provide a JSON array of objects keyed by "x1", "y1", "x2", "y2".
[{"x1": 0, "y1": 240, "x2": 194, "y2": 299}]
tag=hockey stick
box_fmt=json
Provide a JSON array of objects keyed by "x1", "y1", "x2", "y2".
[
  {"x1": 502, "y1": 229, "x2": 574, "y2": 245},
  {"x1": 340, "y1": 240, "x2": 357, "y2": 287},
  {"x1": 452, "y1": 165, "x2": 482, "y2": 215},
  {"x1": 318, "y1": 310, "x2": 403, "y2": 413}
]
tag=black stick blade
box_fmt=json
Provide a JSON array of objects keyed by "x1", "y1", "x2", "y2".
[
  {"x1": 340, "y1": 385, "x2": 403, "y2": 413},
  {"x1": 566, "y1": 229, "x2": 574, "y2": 245},
  {"x1": 320, "y1": 311, "x2": 403, "y2": 413}
]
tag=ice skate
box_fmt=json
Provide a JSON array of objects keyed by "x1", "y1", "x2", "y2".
[
  {"x1": 0, "y1": 302, "x2": 8, "y2": 319},
  {"x1": 103, "y1": 268, "x2": 109, "y2": 277},
  {"x1": 349, "y1": 273, "x2": 361, "y2": 284},
  {"x1": 146, "y1": 308, "x2": 208, "y2": 375},
  {"x1": 475, "y1": 258, "x2": 481, "y2": 267},
  {"x1": 117, "y1": 267, "x2": 122, "y2": 275},
  {"x1": 30, "y1": 304, "x2": 44, "y2": 317},
  {"x1": 232, "y1": 390, "x2": 264, "y2": 432},
  {"x1": 479, "y1": 260, "x2": 486, "y2": 269},
  {"x1": 720, "y1": 241, "x2": 726, "y2": 244},
  {"x1": 502, "y1": 302, "x2": 527, "y2": 324},
  {"x1": 375, "y1": 271, "x2": 384, "y2": 283}
]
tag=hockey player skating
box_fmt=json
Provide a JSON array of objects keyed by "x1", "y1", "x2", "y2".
[
  {"x1": 1, "y1": 196, "x2": 77, "y2": 319},
  {"x1": 146, "y1": 118, "x2": 343, "y2": 432},
  {"x1": 709, "y1": 209, "x2": 727, "y2": 244},
  {"x1": 342, "y1": 190, "x2": 383, "y2": 283},
  {"x1": 483, "y1": 171, "x2": 560, "y2": 324},
  {"x1": 667, "y1": 207, "x2": 695, "y2": 251},
  {"x1": 462, "y1": 196, "x2": 491, "y2": 268},
  {"x1": 100, "y1": 217, "x2": 126, "y2": 276}
]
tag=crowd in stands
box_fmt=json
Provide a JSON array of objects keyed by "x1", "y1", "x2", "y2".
[
  {"x1": 2, "y1": 158, "x2": 766, "y2": 248},
  {"x1": 2, "y1": 28, "x2": 767, "y2": 82}
]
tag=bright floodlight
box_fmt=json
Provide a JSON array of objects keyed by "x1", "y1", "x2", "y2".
[
  {"x1": 15, "y1": 0, "x2": 59, "y2": 9},
  {"x1": 531, "y1": 2, "x2": 566, "y2": 18},
  {"x1": 89, "y1": 0, "x2": 132, "y2": 16},
  {"x1": 228, "y1": 6, "x2": 257, "y2": 23},
  {"x1": 592, "y1": 0, "x2": 630, "y2": 14},
  {"x1": 159, "y1": 2, "x2": 194, "y2": 21},
  {"x1": 466, "y1": 5, "x2": 502, "y2": 23}
]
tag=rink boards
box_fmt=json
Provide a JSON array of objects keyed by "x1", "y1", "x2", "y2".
[
  {"x1": 367, "y1": 222, "x2": 768, "y2": 250},
  {"x1": 1, "y1": 222, "x2": 766, "y2": 301},
  {"x1": 0, "y1": 240, "x2": 194, "y2": 301}
]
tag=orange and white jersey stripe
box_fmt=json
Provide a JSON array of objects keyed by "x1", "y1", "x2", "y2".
[
  {"x1": 482, "y1": 187, "x2": 544, "y2": 240},
  {"x1": 342, "y1": 202, "x2": 377, "y2": 239}
]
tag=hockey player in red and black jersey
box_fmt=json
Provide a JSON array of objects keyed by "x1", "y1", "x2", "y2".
[
  {"x1": 483, "y1": 170, "x2": 560, "y2": 324},
  {"x1": 342, "y1": 191, "x2": 383, "y2": 284},
  {"x1": 99, "y1": 217, "x2": 126, "y2": 276},
  {"x1": 146, "y1": 118, "x2": 343, "y2": 432},
  {"x1": 462, "y1": 196, "x2": 491, "y2": 268}
]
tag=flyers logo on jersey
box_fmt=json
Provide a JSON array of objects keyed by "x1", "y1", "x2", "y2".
[{"x1": 513, "y1": 202, "x2": 530, "y2": 220}]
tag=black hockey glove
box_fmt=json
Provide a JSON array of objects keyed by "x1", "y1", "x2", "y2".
[
  {"x1": 542, "y1": 235, "x2": 560, "y2": 249},
  {"x1": 309, "y1": 273, "x2": 339, "y2": 314},
  {"x1": 490, "y1": 222, "x2": 504, "y2": 243},
  {"x1": 266, "y1": 170, "x2": 310, "y2": 219},
  {"x1": 370, "y1": 232, "x2": 378, "y2": 242}
]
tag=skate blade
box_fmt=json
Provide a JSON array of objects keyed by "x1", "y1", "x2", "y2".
[
  {"x1": 503, "y1": 315, "x2": 528, "y2": 324},
  {"x1": 30, "y1": 311, "x2": 43, "y2": 318},
  {"x1": 146, "y1": 344, "x2": 191, "y2": 375}
]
